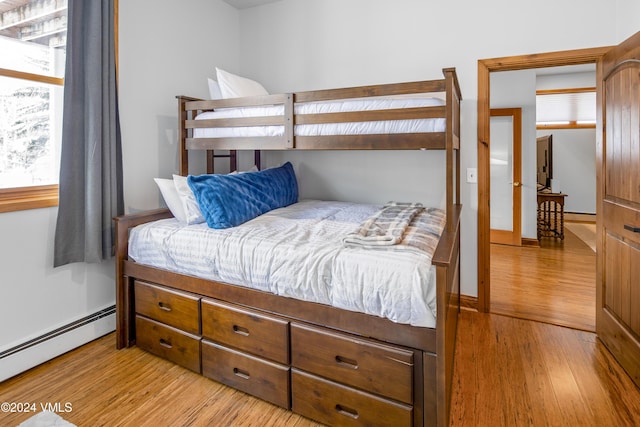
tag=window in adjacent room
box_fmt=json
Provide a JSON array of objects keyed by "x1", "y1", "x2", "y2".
[
  {"x1": 0, "y1": 0, "x2": 67, "y2": 212},
  {"x1": 536, "y1": 88, "x2": 596, "y2": 130}
]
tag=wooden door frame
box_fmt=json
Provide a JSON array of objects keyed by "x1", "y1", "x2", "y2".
[
  {"x1": 489, "y1": 107, "x2": 522, "y2": 246},
  {"x1": 477, "y1": 46, "x2": 611, "y2": 313}
]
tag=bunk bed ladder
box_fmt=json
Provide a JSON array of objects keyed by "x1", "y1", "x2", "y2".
[
  {"x1": 206, "y1": 150, "x2": 262, "y2": 174},
  {"x1": 207, "y1": 150, "x2": 237, "y2": 174}
]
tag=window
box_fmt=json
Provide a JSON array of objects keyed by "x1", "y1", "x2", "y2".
[
  {"x1": 536, "y1": 88, "x2": 596, "y2": 130},
  {"x1": 0, "y1": 0, "x2": 67, "y2": 212}
]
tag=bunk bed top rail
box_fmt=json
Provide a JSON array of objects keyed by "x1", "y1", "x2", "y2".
[{"x1": 177, "y1": 67, "x2": 461, "y2": 153}]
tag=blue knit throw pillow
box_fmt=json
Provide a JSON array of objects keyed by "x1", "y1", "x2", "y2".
[{"x1": 187, "y1": 162, "x2": 298, "y2": 229}]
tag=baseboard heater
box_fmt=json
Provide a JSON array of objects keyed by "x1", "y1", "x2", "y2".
[{"x1": 0, "y1": 305, "x2": 115, "y2": 361}]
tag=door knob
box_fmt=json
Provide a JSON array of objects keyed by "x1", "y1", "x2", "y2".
[{"x1": 513, "y1": 182, "x2": 521, "y2": 187}]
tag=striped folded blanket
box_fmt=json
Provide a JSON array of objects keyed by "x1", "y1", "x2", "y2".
[{"x1": 343, "y1": 202, "x2": 445, "y2": 255}]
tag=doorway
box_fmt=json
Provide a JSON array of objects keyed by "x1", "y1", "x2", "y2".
[{"x1": 476, "y1": 46, "x2": 611, "y2": 320}]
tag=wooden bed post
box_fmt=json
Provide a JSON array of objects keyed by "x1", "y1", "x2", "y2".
[
  {"x1": 114, "y1": 214, "x2": 129, "y2": 349},
  {"x1": 442, "y1": 68, "x2": 462, "y2": 232},
  {"x1": 229, "y1": 150, "x2": 237, "y2": 172},
  {"x1": 114, "y1": 208, "x2": 174, "y2": 348},
  {"x1": 177, "y1": 96, "x2": 197, "y2": 176},
  {"x1": 206, "y1": 150, "x2": 214, "y2": 174},
  {"x1": 439, "y1": 67, "x2": 462, "y2": 427},
  {"x1": 284, "y1": 94, "x2": 294, "y2": 148}
]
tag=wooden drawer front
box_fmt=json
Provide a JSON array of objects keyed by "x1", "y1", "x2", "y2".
[
  {"x1": 292, "y1": 369, "x2": 413, "y2": 427},
  {"x1": 134, "y1": 281, "x2": 200, "y2": 335},
  {"x1": 201, "y1": 299, "x2": 289, "y2": 364},
  {"x1": 135, "y1": 315, "x2": 201, "y2": 373},
  {"x1": 201, "y1": 340, "x2": 290, "y2": 409},
  {"x1": 291, "y1": 323, "x2": 414, "y2": 404}
]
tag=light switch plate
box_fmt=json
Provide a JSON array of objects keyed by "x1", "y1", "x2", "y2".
[{"x1": 466, "y1": 168, "x2": 477, "y2": 183}]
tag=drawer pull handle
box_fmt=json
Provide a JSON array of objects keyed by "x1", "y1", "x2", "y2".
[
  {"x1": 159, "y1": 339, "x2": 172, "y2": 349},
  {"x1": 233, "y1": 368, "x2": 250, "y2": 380},
  {"x1": 233, "y1": 325, "x2": 250, "y2": 337},
  {"x1": 158, "y1": 302, "x2": 172, "y2": 312},
  {"x1": 335, "y1": 404, "x2": 359, "y2": 419},
  {"x1": 335, "y1": 355, "x2": 358, "y2": 369},
  {"x1": 624, "y1": 224, "x2": 640, "y2": 233}
]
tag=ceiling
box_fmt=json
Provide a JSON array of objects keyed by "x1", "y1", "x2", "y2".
[{"x1": 223, "y1": 0, "x2": 282, "y2": 9}]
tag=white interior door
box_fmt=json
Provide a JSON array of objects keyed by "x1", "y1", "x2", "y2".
[{"x1": 490, "y1": 108, "x2": 522, "y2": 246}]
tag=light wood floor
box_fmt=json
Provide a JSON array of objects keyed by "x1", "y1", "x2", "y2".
[
  {"x1": 2, "y1": 313, "x2": 640, "y2": 427},
  {"x1": 564, "y1": 222, "x2": 596, "y2": 252},
  {"x1": 0, "y1": 334, "x2": 322, "y2": 427},
  {"x1": 449, "y1": 311, "x2": 640, "y2": 426},
  {"x1": 490, "y1": 227, "x2": 596, "y2": 332}
]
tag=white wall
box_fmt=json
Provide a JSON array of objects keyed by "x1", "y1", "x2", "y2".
[
  {"x1": 537, "y1": 128, "x2": 597, "y2": 214},
  {"x1": 536, "y1": 70, "x2": 596, "y2": 91},
  {"x1": 119, "y1": 0, "x2": 241, "y2": 212},
  {"x1": 0, "y1": 207, "x2": 114, "y2": 380},
  {"x1": 236, "y1": 0, "x2": 619, "y2": 296},
  {"x1": 616, "y1": 0, "x2": 640, "y2": 42}
]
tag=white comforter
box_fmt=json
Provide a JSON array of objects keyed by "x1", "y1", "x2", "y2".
[
  {"x1": 128, "y1": 200, "x2": 442, "y2": 327},
  {"x1": 194, "y1": 96, "x2": 446, "y2": 138}
]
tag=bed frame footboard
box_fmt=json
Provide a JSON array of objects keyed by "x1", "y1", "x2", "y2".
[{"x1": 114, "y1": 208, "x2": 173, "y2": 349}]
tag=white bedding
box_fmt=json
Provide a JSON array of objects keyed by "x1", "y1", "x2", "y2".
[
  {"x1": 193, "y1": 96, "x2": 446, "y2": 138},
  {"x1": 128, "y1": 200, "x2": 443, "y2": 328}
]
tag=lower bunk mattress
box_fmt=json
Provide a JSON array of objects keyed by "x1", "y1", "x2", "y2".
[{"x1": 128, "y1": 199, "x2": 445, "y2": 328}]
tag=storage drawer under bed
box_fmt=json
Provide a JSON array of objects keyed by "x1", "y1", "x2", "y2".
[
  {"x1": 135, "y1": 315, "x2": 201, "y2": 373},
  {"x1": 292, "y1": 369, "x2": 413, "y2": 427},
  {"x1": 201, "y1": 298, "x2": 289, "y2": 364},
  {"x1": 201, "y1": 340, "x2": 290, "y2": 409},
  {"x1": 291, "y1": 322, "x2": 414, "y2": 404},
  {"x1": 134, "y1": 280, "x2": 201, "y2": 335}
]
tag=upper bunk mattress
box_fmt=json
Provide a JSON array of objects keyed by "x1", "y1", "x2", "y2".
[
  {"x1": 128, "y1": 200, "x2": 445, "y2": 328},
  {"x1": 193, "y1": 96, "x2": 446, "y2": 138}
]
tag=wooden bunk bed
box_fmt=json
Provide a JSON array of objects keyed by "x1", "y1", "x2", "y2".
[{"x1": 114, "y1": 68, "x2": 462, "y2": 427}]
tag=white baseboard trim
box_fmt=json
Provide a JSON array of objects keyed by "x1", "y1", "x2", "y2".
[{"x1": 0, "y1": 306, "x2": 116, "y2": 382}]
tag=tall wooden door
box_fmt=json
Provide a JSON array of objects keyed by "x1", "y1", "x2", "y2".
[
  {"x1": 489, "y1": 108, "x2": 522, "y2": 246},
  {"x1": 597, "y1": 31, "x2": 640, "y2": 389}
]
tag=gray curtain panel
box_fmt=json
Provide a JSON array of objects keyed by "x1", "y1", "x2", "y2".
[{"x1": 54, "y1": 0, "x2": 123, "y2": 267}]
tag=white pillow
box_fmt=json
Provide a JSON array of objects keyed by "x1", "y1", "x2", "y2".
[
  {"x1": 154, "y1": 178, "x2": 187, "y2": 223},
  {"x1": 216, "y1": 67, "x2": 268, "y2": 99},
  {"x1": 208, "y1": 78, "x2": 222, "y2": 99},
  {"x1": 173, "y1": 174, "x2": 206, "y2": 225},
  {"x1": 229, "y1": 165, "x2": 259, "y2": 175}
]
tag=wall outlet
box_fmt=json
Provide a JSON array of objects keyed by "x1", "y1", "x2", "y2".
[{"x1": 466, "y1": 168, "x2": 477, "y2": 183}]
